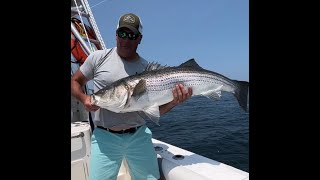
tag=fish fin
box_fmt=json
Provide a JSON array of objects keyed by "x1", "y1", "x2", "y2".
[
  {"x1": 139, "y1": 105, "x2": 160, "y2": 125},
  {"x1": 132, "y1": 79, "x2": 146, "y2": 97},
  {"x1": 178, "y1": 58, "x2": 203, "y2": 69},
  {"x1": 233, "y1": 80, "x2": 249, "y2": 113},
  {"x1": 202, "y1": 90, "x2": 222, "y2": 100},
  {"x1": 145, "y1": 61, "x2": 168, "y2": 71},
  {"x1": 201, "y1": 85, "x2": 223, "y2": 100}
]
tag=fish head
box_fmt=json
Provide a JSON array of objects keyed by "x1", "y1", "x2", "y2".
[{"x1": 91, "y1": 82, "x2": 131, "y2": 112}]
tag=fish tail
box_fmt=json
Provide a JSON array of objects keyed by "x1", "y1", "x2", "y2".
[{"x1": 234, "y1": 80, "x2": 249, "y2": 112}]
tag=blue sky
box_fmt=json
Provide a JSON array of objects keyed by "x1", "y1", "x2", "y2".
[{"x1": 87, "y1": 0, "x2": 248, "y2": 81}]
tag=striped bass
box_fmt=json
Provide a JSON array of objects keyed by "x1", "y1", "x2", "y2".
[{"x1": 91, "y1": 59, "x2": 249, "y2": 124}]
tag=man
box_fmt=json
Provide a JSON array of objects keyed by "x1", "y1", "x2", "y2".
[{"x1": 71, "y1": 13, "x2": 192, "y2": 180}]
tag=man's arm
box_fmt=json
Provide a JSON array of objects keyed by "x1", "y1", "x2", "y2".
[
  {"x1": 71, "y1": 69, "x2": 99, "y2": 112},
  {"x1": 159, "y1": 84, "x2": 193, "y2": 115}
]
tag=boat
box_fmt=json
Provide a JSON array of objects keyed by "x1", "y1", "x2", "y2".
[{"x1": 71, "y1": 0, "x2": 249, "y2": 179}]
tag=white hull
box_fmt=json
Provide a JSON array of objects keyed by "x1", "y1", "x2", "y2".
[
  {"x1": 71, "y1": 122, "x2": 91, "y2": 180},
  {"x1": 71, "y1": 122, "x2": 249, "y2": 180}
]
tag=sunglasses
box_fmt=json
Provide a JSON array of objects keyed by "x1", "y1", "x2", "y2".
[{"x1": 117, "y1": 30, "x2": 140, "y2": 40}]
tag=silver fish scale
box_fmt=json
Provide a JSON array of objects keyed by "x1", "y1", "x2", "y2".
[{"x1": 144, "y1": 70, "x2": 235, "y2": 92}]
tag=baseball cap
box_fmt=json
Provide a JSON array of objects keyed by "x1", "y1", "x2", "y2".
[{"x1": 117, "y1": 13, "x2": 143, "y2": 35}]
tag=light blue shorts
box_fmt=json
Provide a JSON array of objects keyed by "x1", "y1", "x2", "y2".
[{"x1": 88, "y1": 125, "x2": 160, "y2": 180}]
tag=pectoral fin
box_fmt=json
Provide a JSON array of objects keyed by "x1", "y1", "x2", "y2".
[
  {"x1": 132, "y1": 79, "x2": 146, "y2": 97},
  {"x1": 137, "y1": 105, "x2": 160, "y2": 125}
]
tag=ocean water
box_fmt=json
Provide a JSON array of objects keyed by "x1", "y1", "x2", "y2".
[{"x1": 146, "y1": 93, "x2": 249, "y2": 172}]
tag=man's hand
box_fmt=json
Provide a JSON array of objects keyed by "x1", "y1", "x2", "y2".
[
  {"x1": 159, "y1": 84, "x2": 193, "y2": 115},
  {"x1": 172, "y1": 84, "x2": 193, "y2": 105},
  {"x1": 83, "y1": 95, "x2": 100, "y2": 112}
]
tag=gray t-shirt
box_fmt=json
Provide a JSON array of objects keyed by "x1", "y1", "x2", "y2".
[{"x1": 80, "y1": 47, "x2": 148, "y2": 128}]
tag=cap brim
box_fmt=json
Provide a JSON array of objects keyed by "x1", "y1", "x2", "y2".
[{"x1": 117, "y1": 25, "x2": 139, "y2": 34}]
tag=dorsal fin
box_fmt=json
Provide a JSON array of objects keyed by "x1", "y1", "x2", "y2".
[
  {"x1": 178, "y1": 58, "x2": 203, "y2": 69},
  {"x1": 145, "y1": 61, "x2": 168, "y2": 71}
]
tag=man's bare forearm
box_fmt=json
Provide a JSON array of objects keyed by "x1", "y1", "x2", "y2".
[
  {"x1": 159, "y1": 102, "x2": 175, "y2": 115},
  {"x1": 71, "y1": 80, "x2": 87, "y2": 103}
]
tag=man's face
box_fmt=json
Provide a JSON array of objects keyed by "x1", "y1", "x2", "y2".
[{"x1": 116, "y1": 28, "x2": 142, "y2": 59}]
